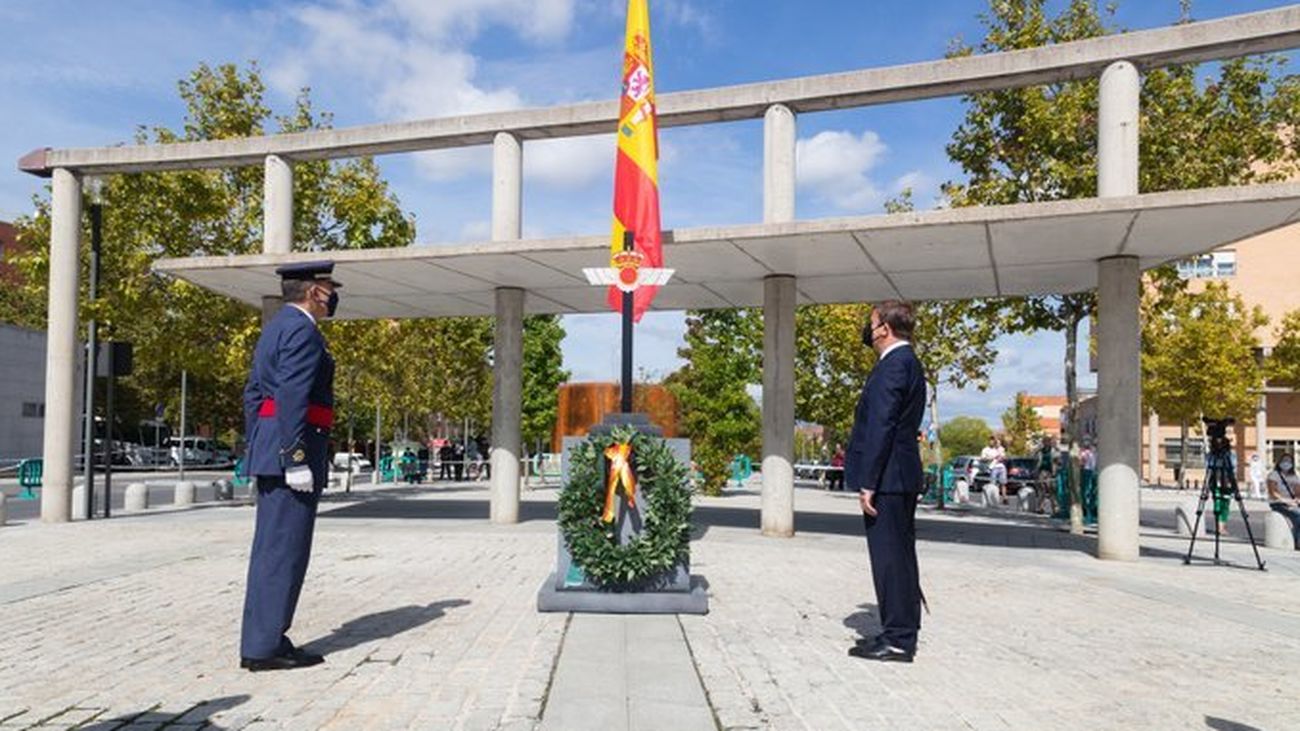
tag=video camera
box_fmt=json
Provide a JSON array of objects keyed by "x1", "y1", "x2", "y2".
[{"x1": 1203, "y1": 417, "x2": 1235, "y2": 454}]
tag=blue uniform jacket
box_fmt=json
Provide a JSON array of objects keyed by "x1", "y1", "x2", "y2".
[
  {"x1": 242, "y1": 305, "x2": 335, "y2": 485},
  {"x1": 844, "y1": 344, "x2": 927, "y2": 494}
]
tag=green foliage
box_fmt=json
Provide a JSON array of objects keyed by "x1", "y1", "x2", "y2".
[
  {"x1": 1001, "y1": 392, "x2": 1043, "y2": 456},
  {"x1": 940, "y1": 416, "x2": 993, "y2": 459},
  {"x1": 946, "y1": 0, "x2": 1300, "y2": 448},
  {"x1": 1269, "y1": 310, "x2": 1300, "y2": 388},
  {"x1": 666, "y1": 309, "x2": 762, "y2": 496},
  {"x1": 1142, "y1": 281, "x2": 1267, "y2": 427},
  {"x1": 6, "y1": 62, "x2": 415, "y2": 442},
  {"x1": 794, "y1": 303, "x2": 874, "y2": 445},
  {"x1": 521, "y1": 315, "x2": 570, "y2": 452},
  {"x1": 556, "y1": 425, "x2": 692, "y2": 588}
]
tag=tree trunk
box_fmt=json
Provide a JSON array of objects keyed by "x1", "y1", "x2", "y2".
[
  {"x1": 1065, "y1": 311, "x2": 1084, "y2": 534},
  {"x1": 929, "y1": 383, "x2": 944, "y2": 509}
]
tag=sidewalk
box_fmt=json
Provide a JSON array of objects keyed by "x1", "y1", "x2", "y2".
[{"x1": 2, "y1": 483, "x2": 1298, "y2": 729}]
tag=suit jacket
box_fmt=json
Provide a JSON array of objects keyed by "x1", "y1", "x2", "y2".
[
  {"x1": 844, "y1": 343, "x2": 927, "y2": 494},
  {"x1": 242, "y1": 305, "x2": 335, "y2": 485}
]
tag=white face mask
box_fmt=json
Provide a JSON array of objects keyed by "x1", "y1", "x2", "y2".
[{"x1": 1281, "y1": 460, "x2": 1294, "y2": 473}]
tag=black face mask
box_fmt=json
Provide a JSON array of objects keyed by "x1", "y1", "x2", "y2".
[
  {"x1": 326, "y1": 290, "x2": 339, "y2": 318},
  {"x1": 862, "y1": 322, "x2": 881, "y2": 347}
]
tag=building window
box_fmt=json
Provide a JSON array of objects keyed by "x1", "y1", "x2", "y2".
[
  {"x1": 21, "y1": 402, "x2": 44, "y2": 418},
  {"x1": 1163, "y1": 438, "x2": 1206, "y2": 469},
  {"x1": 1176, "y1": 251, "x2": 1236, "y2": 280}
]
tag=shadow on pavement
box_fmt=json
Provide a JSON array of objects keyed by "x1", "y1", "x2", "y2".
[
  {"x1": 303, "y1": 599, "x2": 471, "y2": 655},
  {"x1": 81, "y1": 694, "x2": 249, "y2": 730},
  {"x1": 319, "y1": 496, "x2": 1197, "y2": 559},
  {"x1": 1205, "y1": 716, "x2": 1263, "y2": 731},
  {"x1": 842, "y1": 603, "x2": 881, "y2": 640}
]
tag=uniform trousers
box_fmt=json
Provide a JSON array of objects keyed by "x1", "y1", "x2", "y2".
[
  {"x1": 862, "y1": 493, "x2": 922, "y2": 653},
  {"x1": 240, "y1": 476, "x2": 321, "y2": 659}
]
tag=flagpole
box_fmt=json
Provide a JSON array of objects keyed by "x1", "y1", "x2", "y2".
[{"x1": 621, "y1": 230, "x2": 635, "y2": 413}]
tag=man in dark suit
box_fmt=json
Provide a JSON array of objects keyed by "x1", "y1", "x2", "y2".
[
  {"x1": 239, "y1": 261, "x2": 340, "y2": 671},
  {"x1": 844, "y1": 300, "x2": 927, "y2": 663}
]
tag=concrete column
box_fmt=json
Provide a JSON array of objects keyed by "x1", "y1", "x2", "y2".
[
  {"x1": 1096, "y1": 257, "x2": 1141, "y2": 559},
  {"x1": 41, "y1": 168, "x2": 82, "y2": 523},
  {"x1": 761, "y1": 275, "x2": 797, "y2": 537},
  {"x1": 491, "y1": 287, "x2": 524, "y2": 524},
  {"x1": 1095, "y1": 60, "x2": 1142, "y2": 561},
  {"x1": 492, "y1": 132, "x2": 523, "y2": 241},
  {"x1": 1147, "y1": 411, "x2": 1160, "y2": 484},
  {"x1": 763, "y1": 105, "x2": 796, "y2": 223},
  {"x1": 1098, "y1": 62, "x2": 1140, "y2": 197},
  {"x1": 263, "y1": 155, "x2": 293, "y2": 255}
]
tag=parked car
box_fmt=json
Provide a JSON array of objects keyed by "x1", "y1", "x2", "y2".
[
  {"x1": 169, "y1": 436, "x2": 217, "y2": 465},
  {"x1": 333, "y1": 451, "x2": 373, "y2": 474},
  {"x1": 973, "y1": 456, "x2": 1041, "y2": 496}
]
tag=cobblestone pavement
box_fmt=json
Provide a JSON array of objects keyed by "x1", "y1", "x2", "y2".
[{"x1": 2, "y1": 484, "x2": 1298, "y2": 730}]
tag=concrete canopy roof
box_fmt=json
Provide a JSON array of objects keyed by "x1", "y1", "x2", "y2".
[{"x1": 153, "y1": 183, "x2": 1300, "y2": 318}]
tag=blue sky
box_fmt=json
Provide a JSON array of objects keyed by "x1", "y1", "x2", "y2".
[{"x1": 2, "y1": 0, "x2": 1295, "y2": 426}]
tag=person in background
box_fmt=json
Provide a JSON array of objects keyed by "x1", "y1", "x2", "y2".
[
  {"x1": 828, "y1": 445, "x2": 846, "y2": 491},
  {"x1": 1267, "y1": 451, "x2": 1300, "y2": 549},
  {"x1": 1248, "y1": 452, "x2": 1267, "y2": 500},
  {"x1": 1080, "y1": 442, "x2": 1098, "y2": 523}
]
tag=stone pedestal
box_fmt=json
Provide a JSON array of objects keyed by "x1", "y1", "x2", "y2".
[{"x1": 537, "y1": 413, "x2": 708, "y2": 614}]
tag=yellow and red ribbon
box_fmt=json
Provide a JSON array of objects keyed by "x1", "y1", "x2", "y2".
[{"x1": 602, "y1": 441, "x2": 638, "y2": 523}]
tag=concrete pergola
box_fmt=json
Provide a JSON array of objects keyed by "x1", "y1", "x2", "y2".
[{"x1": 21, "y1": 6, "x2": 1300, "y2": 560}]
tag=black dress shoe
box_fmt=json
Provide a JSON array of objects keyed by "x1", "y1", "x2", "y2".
[
  {"x1": 240, "y1": 649, "x2": 325, "y2": 672},
  {"x1": 848, "y1": 642, "x2": 914, "y2": 663}
]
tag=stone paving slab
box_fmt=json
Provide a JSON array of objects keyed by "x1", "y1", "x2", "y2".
[{"x1": 1, "y1": 483, "x2": 1299, "y2": 729}]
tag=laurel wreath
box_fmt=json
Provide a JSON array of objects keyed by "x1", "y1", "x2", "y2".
[{"x1": 556, "y1": 425, "x2": 693, "y2": 588}]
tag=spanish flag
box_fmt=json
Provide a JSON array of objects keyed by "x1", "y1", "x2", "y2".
[{"x1": 609, "y1": 0, "x2": 663, "y2": 322}]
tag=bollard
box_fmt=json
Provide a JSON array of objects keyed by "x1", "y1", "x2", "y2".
[
  {"x1": 1174, "y1": 500, "x2": 1207, "y2": 537},
  {"x1": 174, "y1": 481, "x2": 196, "y2": 507},
  {"x1": 1016, "y1": 486, "x2": 1038, "y2": 513},
  {"x1": 71, "y1": 484, "x2": 89, "y2": 520},
  {"x1": 0, "y1": 493, "x2": 7, "y2": 526},
  {"x1": 125, "y1": 482, "x2": 149, "y2": 512},
  {"x1": 1264, "y1": 510, "x2": 1295, "y2": 550}
]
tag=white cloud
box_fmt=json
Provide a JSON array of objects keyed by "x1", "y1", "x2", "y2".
[
  {"x1": 796, "y1": 129, "x2": 888, "y2": 210},
  {"x1": 525, "y1": 135, "x2": 615, "y2": 188},
  {"x1": 795, "y1": 129, "x2": 939, "y2": 213}
]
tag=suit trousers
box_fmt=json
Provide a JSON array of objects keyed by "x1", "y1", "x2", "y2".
[
  {"x1": 240, "y1": 476, "x2": 321, "y2": 659},
  {"x1": 862, "y1": 493, "x2": 921, "y2": 653}
]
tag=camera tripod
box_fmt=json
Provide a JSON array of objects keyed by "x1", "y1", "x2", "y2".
[{"x1": 1182, "y1": 444, "x2": 1266, "y2": 571}]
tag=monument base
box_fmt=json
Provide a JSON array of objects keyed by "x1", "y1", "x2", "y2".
[{"x1": 536, "y1": 573, "x2": 709, "y2": 614}]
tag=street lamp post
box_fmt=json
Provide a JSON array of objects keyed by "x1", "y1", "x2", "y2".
[{"x1": 81, "y1": 177, "x2": 103, "y2": 520}]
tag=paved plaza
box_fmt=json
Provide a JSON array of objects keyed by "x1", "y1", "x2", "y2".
[{"x1": 1, "y1": 483, "x2": 1298, "y2": 730}]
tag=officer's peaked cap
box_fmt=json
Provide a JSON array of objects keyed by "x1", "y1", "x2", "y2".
[{"x1": 276, "y1": 260, "x2": 342, "y2": 287}]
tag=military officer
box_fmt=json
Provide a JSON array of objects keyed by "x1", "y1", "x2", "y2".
[{"x1": 239, "y1": 261, "x2": 340, "y2": 671}]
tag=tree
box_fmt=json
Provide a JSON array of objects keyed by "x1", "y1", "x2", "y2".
[
  {"x1": 794, "y1": 303, "x2": 874, "y2": 446},
  {"x1": 940, "y1": 416, "x2": 993, "y2": 460},
  {"x1": 945, "y1": 0, "x2": 1300, "y2": 458},
  {"x1": 666, "y1": 309, "x2": 762, "y2": 495},
  {"x1": 1001, "y1": 392, "x2": 1044, "y2": 455},
  {"x1": 521, "y1": 315, "x2": 569, "y2": 453},
  {"x1": 884, "y1": 190, "x2": 1006, "y2": 472},
  {"x1": 1269, "y1": 310, "x2": 1300, "y2": 388},
  {"x1": 8, "y1": 62, "x2": 415, "y2": 443},
  {"x1": 1143, "y1": 281, "x2": 1267, "y2": 483}
]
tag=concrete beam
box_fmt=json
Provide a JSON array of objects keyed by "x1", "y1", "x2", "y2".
[
  {"x1": 42, "y1": 168, "x2": 81, "y2": 523},
  {"x1": 761, "y1": 275, "x2": 797, "y2": 537},
  {"x1": 491, "y1": 287, "x2": 524, "y2": 524},
  {"x1": 20, "y1": 7, "x2": 1300, "y2": 176}
]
